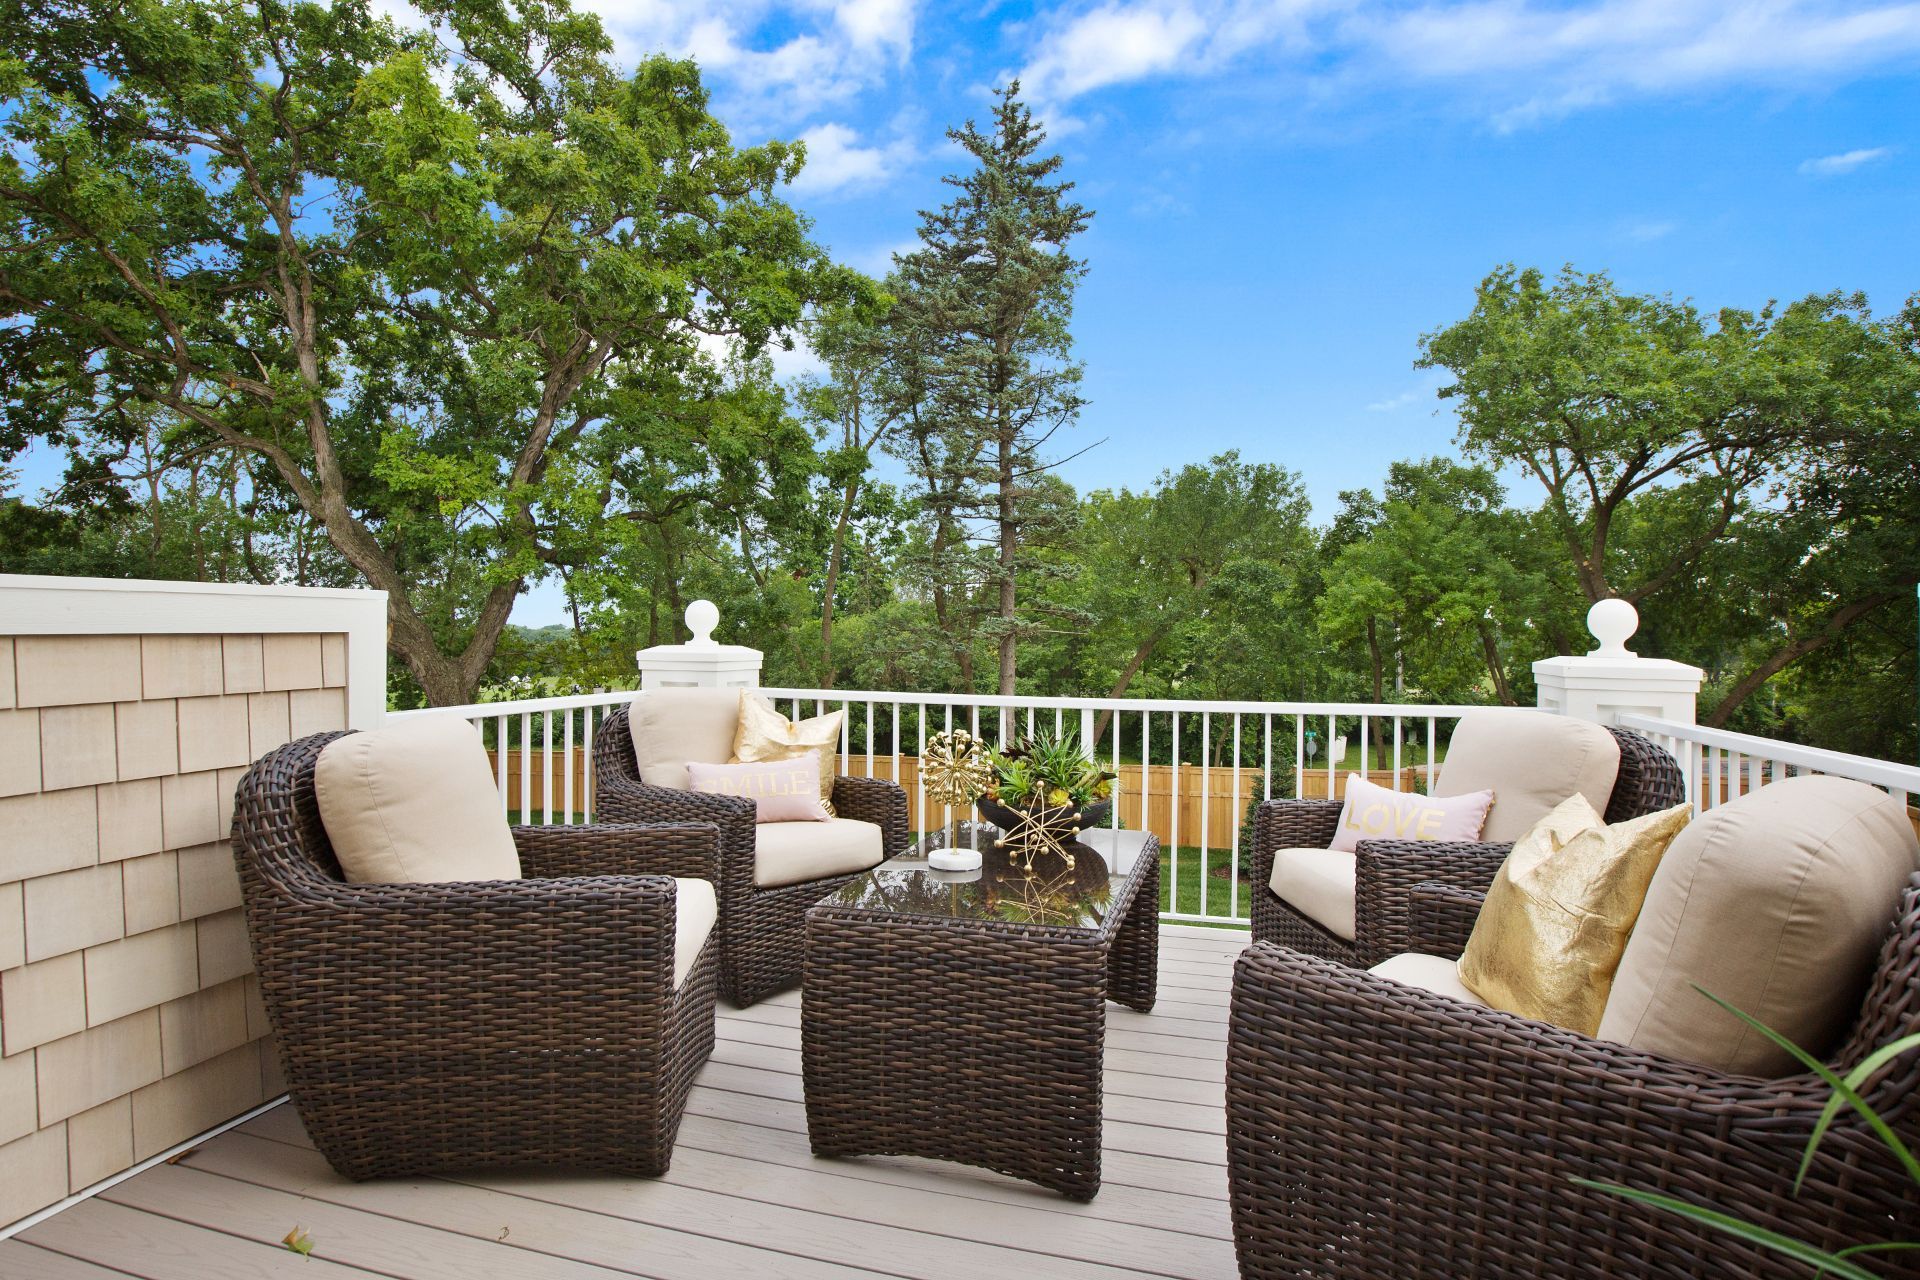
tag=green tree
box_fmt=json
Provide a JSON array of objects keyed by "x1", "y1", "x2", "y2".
[
  {"x1": 1317, "y1": 459, "x2": 1567, "y2": 707},
  {"x1": 1071, "y1": 452, "x2": 1312, "y2": 741},
  {"x1": 1, "y1": 0, "x2": 856, "y2": 703},
  {"x1": 1419, "y1": 267, "x2": 1899, "y2": 604},
  {"x1": 889, "y1": 82, "x2": 1092, "y2": 697}
]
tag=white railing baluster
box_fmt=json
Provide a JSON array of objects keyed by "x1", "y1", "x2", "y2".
[
  {"x1": 1200, "y1": 710, "x2": 1211, "y2": 921},
  {"x1": 495, "y1": 714, "x2": 508, "y2": 817},
  {"x1": 562, "y1": 708, "x2": 574, "y2": 824},
  {"x1": 582, "y1": 705, "x2": 596, "y2": 823},
  {"x1": 541, "y1": 710, "x2": 553, "y2": 824},
  {"x1": 1294, "y1": 716, "x2": 1305, "y2": 800},
  {"x1": 1231, "y1": 711, "x2": 1242, "y2": 919},
  {"x1": 518, "y1": 712, "x2": 531, "y2": 821}
]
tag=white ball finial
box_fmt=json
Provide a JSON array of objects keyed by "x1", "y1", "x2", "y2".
[
  {"x1": 1586, "y1": 598, "x2": 1638, "y2": 657},
  {"x1": 685, "y1": 599, "x2": 720, "y2": 647}
]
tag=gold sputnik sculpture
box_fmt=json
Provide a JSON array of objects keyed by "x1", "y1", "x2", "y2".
[
  {"x1": 992, "y1": 803, "x2": 1077, "y2": 873},
  {"x1": 921, "y1": 728, "x2": 994, "y2": 809}
]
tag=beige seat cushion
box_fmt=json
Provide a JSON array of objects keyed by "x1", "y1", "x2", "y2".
[
  {"x1": 315, "y1": 717, "x2": 522, "y2": 884},
  {"x1": 1268, "y1": 847, "x2": 1357, "y2": 941},
  {"x1": 1371, "y1": 952, "x2": 1487, "y2": 1007},
  {"x1": 672, "y1": 877, "x2": 717, "y2": 989},
  {"x1": 628, "y1": 689, "x2": 743, "y2": 789},
  {"x1": 1436, "y1": 709, "x2": 1621, "y2": 842},
  {"x1": 1598, "y1": 776, "x2": 1920, "y2": 1075},
  {"x1": 754, "y1": 818, "x2": 885, "y2": 889}
]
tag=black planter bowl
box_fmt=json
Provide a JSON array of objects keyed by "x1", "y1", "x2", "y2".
[{"x1": 977, "y1": 796, "x2": 1113, "y2": 843}]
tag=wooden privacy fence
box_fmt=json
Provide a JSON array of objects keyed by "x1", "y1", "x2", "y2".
[{"x1": 492, "y1": 749, "x2": 1433, "y2": 848}]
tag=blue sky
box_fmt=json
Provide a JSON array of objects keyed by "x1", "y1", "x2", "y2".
[
  {"x1": 15, "y1": 0, "x2": 1919, "y2": 630},
  {"x1": 506, "y1": 0, "x2": 1917, "y2": 627}
]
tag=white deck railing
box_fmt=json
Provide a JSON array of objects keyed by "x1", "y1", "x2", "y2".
[
  {"x1": 1617, "y1": 714, "x2": 1920, "y2": 812},
  {"x1": 396, "y1": 689, "x2": 1491, "y2": 926},
  {"x1": 395, "y1": 690, "x2": 1920, "y2": 927}
]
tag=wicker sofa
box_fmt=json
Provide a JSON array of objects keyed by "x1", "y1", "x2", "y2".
[
  {"x1": 1227, "y1": 779, "x2": 1920, "y2": 1280},
  {"x1": 231, "y1": 731, "x2": 721, "y2": 1180},
  {"x1": 1250, "y1": 714, "x2": 1685, "y2": 966},
  {"x1": 594, "y1": 699, "x2": 911, "y2": 1006}
]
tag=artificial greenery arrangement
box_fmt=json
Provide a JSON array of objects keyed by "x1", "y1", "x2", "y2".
[
  {"x1": 1577, "y1": 989, "x2": 1918, "y2": 1278},
  {"x1": 987, "y1": 728, "x2": 1116, "y2": 813}
]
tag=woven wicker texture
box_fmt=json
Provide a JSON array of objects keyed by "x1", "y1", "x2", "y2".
[
  {"x1": 1227, "y1": 873, "x2": 1920, "y2": 1279},
  {"x1": 231, "y1": 731, "x2": 720, "y2": 1180},
  {"x1": 1251, "y1": 726, "x2": 1686, "y2": 965},
  {"x1": 594, "y1": 704, "x2": 911, "y2": 1006},
  {"x1": 801, "y1": 836, "x2": 1161, "y2": 1200}
]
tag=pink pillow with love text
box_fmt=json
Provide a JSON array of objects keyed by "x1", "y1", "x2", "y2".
[
  {"x1": 1328, "y1": 774, "x2": 1493, "y2": 852},
  {"x1": 687, "y1": 755, "x2": 832, "y2": 823}
]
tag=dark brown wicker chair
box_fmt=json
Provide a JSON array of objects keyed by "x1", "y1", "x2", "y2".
[
  {"x1": 1226, "y1": 874, "x2": 1920, "y2": 1280},
  {"x1": 593, "y1": 704, "x2": 911, "y2": 1006},
  {"x1": 231, "y1": 731, "x2": 721, "y2": 1181},
  {"x1": 1249, "y1": 723, "x2": 1686, "y2": 966}
]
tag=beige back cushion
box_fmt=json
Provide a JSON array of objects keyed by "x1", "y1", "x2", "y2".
[
  {"x1": 315, "y1": 717, "x2": 522, "y2": 884},
  {"x1": 628, "y1": 688, "x2": 744, "y2": 789},
  {"x1": 1436, "y1": 709, "x2": 1621, "y2": 842},
  {"x1": 1598, "y1": 776, "x2": 1920, "y2": 1075}
]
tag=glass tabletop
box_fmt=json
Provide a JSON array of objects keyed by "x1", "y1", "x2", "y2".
[{"x1": 816, "y1": 820, "x2": 1155, "y2": 932}]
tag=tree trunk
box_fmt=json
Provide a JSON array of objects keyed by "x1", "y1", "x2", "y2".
[
  {"x1": 1477, "y1": 619, "x2": 1515, "y2": 705},
  {"x1": 1091, "y1": 624, "x2": 1171, "y2": 746},
  {"x1": 1704, "y1": 592, "x2": 1897, "y2": 726},
  {"x1": 819, "y1": 476, "x2": 860, "y2": 689}
]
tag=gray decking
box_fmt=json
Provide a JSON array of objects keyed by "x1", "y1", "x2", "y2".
[{"x1": 0, "y1": 925, "x2": 1246, "y2": 1280}]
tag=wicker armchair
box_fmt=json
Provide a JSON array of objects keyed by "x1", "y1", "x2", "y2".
[
  {"x1": 1250, "y1": 723, "x2": 1685, "y2": 966},
  {"x1": 593, "y1": 704, "x2": 911, "y2": 1006},
  {"x1": 231, "y1": 731, "x2": 721, "y2": 1181},
  {"x1": 1226, "y1": 875, "x2": 1920, "y2": 1280}
]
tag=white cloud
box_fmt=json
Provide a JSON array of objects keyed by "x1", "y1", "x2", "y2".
[
  {"x1": 789, "y1": 123, "x2": 918, "y2": 194},
  {"x1": 1365, "y1": 388, "x2": 1424, "y2": 412},
  {"x1": 586, "y1": 0, "x2": 921, "y2": 132},
  {"x1": 1620, "y1": 218, "x2": 1679, "y2": 241},
  {"x1": 1019, "y1": 0, "x2": 1920, "y2": 130},
  {"x1": 834, "y1": 0, "x2": 916, "y2": 57},
  {"x1": 1799, "y1": 145, "x2": 1894, "y2": 175}
]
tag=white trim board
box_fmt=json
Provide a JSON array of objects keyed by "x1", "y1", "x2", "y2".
[
  {"x1": 0, "y1": 574, "x2": 389, "y2": 729},
  {"x1": 0, "y1": 1094, "x2": 291, "y2": 1241}
]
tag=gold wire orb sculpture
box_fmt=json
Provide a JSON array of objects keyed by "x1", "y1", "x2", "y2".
[{"x1": 922, "y1": 728, "x2": 993, "y2": 809}]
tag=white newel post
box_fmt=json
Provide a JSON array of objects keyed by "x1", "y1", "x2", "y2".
[
  {"x1": 634, "y1": 599, "x2": 763, "y2": 690},
  {"x1": 1532, "y1": 599, "x2": 1704, "y2": 727}
]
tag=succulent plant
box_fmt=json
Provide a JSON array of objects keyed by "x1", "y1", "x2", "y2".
[{"x1": 987, "y1": 727, "x2": 1116, "y2": 809}]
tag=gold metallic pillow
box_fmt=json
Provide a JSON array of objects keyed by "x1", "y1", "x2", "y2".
[
  {"x1": 1457, "y1": 795, "x2": 1691, "y2": 1035},
  {"x1": 732, "y1": 692, "x2": 844, "y2": 814}
]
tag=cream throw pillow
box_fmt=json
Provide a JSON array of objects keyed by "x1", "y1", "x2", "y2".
[
  {"x1": 688, "y1": 756, "x2": 832, "y2": 823},
  {"x1": 1327, "y1": 774, "x2": 1494, "y2": 853},
  {"x1": 732, "y1": 692, "x2": 843, "y2": 813},
  {"x1": 1597, "y1": 776, "x2": 1920, "y2": 1075},
  {"x1": 314, "y1": 717, "x2": 522, "y2": 884},
  {"x1": 1458, "y1": 795, "x2": 1691, "y2": 1035}
]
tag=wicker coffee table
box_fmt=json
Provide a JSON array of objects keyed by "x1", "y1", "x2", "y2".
[{"x1": 801, "y1": 821, "x2": 1160, "y2": 1200}]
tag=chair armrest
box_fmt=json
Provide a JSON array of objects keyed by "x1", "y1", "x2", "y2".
[
  {"x1": 1250, "y1": 799, "x2": 1344, "y2": 890},
  {"x1": 595, "y1": 774, "x2": 757, "y2": 899},
  {"x1": 831, "y1": 775, "x2": 911, "y2": 856},
  {"x1": 1225, "y1": 940, "x2": 1876, "y2": 1280},
  {"x1": 243, "y1": 882, "x2": 687, "y2": 1051},
  {"x1": 1352, "y1": 838, "x2": 1511, "y2": 964},
  {"x1": 512, "y1": 822, "x2": 718, "y2": 882},
  {"x1": 1405, "y1": 881, "x2": 1486, "y2": 958}
]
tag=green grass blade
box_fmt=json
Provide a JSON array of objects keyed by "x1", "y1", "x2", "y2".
[
  {"x1": 1574, "y1": 1180, "x2": 1883, "y2": 1280},
  {"x1": 1690, "y1": 989, "x2": 1920, "y2": 1191}
]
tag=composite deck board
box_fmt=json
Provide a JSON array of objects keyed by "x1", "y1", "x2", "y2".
[
  {"x1": 0, "y1": 1241, "x2": 142, "y2": 1279},
  {"x1": 13, "y1": 924, "x2": 1245, "y2": 1280}
]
